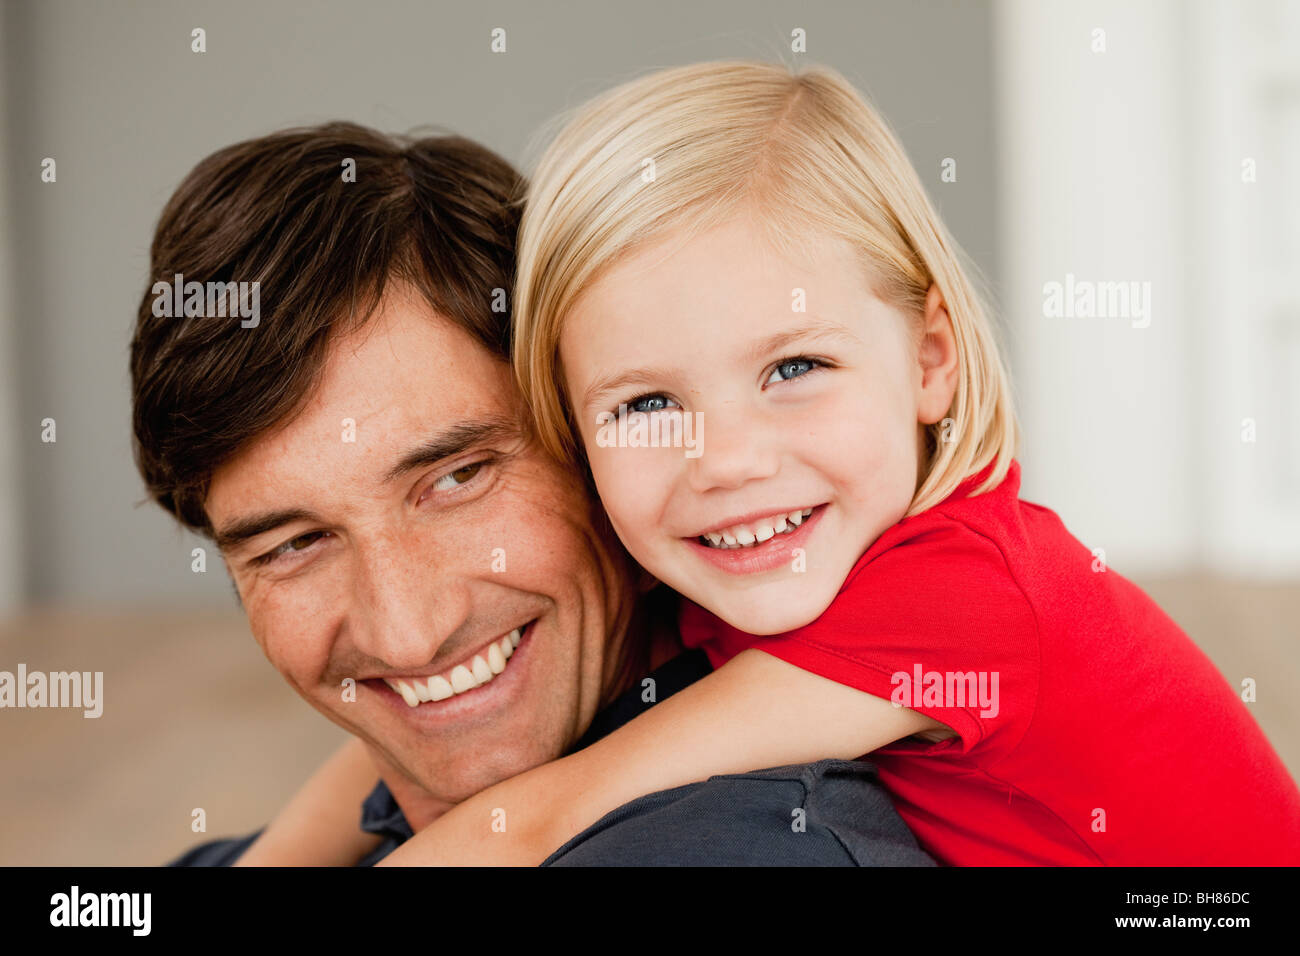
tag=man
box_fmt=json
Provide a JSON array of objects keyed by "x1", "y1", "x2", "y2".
[{"x1": 131, "y1": 122, "x2": 932, "y2": 866}]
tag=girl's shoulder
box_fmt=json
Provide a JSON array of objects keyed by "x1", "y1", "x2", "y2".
[
  {"x1": 852, "y1": 458, "x2": 1073, "y2": 599},
  {"x1": 850, "y1": 473, "x2": 1029, "y2": 595}
]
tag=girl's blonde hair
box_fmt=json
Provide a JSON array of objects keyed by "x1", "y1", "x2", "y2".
[{"x1": 513, "y1": 60, "x2": 1018, "y2": 514}]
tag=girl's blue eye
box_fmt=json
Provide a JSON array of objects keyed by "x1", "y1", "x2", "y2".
[
  {"x1": 765, "y1": 357, "x2": 819, "y2": 386},
  {"x1": 626, "y1": 394, "x2": 678, "y2": 415}
]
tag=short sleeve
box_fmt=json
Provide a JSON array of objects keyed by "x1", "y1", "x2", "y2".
[{"x1": 694, "y1": 519, "x2": 1040, "y2": 758}]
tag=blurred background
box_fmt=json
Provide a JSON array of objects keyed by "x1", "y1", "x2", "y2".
[{"x1": 1, "y1": 0, "x2": 1296, "y2": 864}]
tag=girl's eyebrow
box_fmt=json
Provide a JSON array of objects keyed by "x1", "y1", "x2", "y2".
[
  {"x1": 581, "y1": 318, "x2": 861, "y2": 412},
  {"x1": 742, "y1": 318, "x2": 862, "y2": 363},
  {"x1": 582, "y1": 365, "x2": 679, "y2": 412}
]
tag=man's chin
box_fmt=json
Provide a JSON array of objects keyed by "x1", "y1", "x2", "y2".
[{"x1": 370, "y1": 738, "x2": 560, "y2": 827}]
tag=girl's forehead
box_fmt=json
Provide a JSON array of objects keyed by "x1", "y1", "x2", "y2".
[
  {"x1": 575, "y1": 215, "x2": 869, "y2": 306},
  {"x1": 561, "y1": 240, "x2": 898, "y2": 370}
]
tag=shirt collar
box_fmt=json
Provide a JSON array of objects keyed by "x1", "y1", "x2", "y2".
[{"x1": 360, "y1": 776, "x2": 414, "y2": 842}]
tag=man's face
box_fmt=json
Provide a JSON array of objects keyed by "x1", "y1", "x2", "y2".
[{"x1": 205, "y1": 283, "x2": 636, "y2": 823}]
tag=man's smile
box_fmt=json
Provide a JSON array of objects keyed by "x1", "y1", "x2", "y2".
[
  {"x1": 363, "y1": 620, "x2": 539, "y2": 728},
  {"x1": 379, "y1": 622, "x2": 529, "y2": 705}
]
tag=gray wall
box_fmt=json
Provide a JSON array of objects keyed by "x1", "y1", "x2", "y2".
[{"x1": 1, "y1": 0, "x2": 998, "y2": 608}]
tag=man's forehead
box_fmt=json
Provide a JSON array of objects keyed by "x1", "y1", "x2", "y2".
[
  {"x1": 320, "y1": 288, "x2": 507, "y2": 406},
  {"x1": 206, "y1": 289, "x2": 518, "y2": 515}
]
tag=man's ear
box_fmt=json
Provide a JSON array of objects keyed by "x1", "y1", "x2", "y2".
[{"x1": 916, "y1": 283, "x2": 961, "y2": 425}]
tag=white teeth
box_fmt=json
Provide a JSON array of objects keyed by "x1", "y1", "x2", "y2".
[
  {"x1": 384, "y1": 625, "x2": 527, "y2": 705},
  {"x1": 427, "y1": 675, "x2": 454, "y2": 701},
  {"x1": 392, "y1": 679, "x2": 420, "y2": 708},
  {"x1": 449, "y1": 665, "x2": 477, "y2": 694},
  {"x1": 700, "y1": 508, "x2": 816, "y2": 549}
]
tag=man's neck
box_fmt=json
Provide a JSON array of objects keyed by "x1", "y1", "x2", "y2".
[{"x1": 367, "y1": 751, "x2": 456, "y2": 833}]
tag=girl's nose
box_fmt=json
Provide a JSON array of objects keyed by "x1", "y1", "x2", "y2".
[{"x1": 684, "y1": 401, "x2": 780, "y2": 493}]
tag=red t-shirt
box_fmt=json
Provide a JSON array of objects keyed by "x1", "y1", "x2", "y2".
[{"x1": 679, "y1": 459, "x2": 1300, "y2": 865}]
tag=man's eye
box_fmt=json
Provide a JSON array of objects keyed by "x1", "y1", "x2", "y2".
[
  {"x1": 430, "y1": 460, "x2": 485, "y2": 491},
  {"x1": 621, "y1": 394, "x2": 680, "y2": 416},
  {"x1": 764, "y1": 356, "x2": 822, "y2": 386},
  {"x1": 261, "y1": 531, "x2": 330, "y2": 565}
]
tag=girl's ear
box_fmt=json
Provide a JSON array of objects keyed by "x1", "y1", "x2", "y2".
[{"x1": 916, "y1": 283, "x2": 961, "y2": 425}]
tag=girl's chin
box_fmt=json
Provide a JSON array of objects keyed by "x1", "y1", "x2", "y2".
[{"x1": 704, "y1": 588, "x2": 835, "y2": 637}]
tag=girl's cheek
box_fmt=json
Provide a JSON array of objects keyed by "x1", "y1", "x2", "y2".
[
  {"x1": 791, "y1": 381, "x2": 907, "y2": 482},
  {"x1": 587, "y1": 446, "x2": 635, "y2": 507},
  {"x1": 591, "y1": 449, "x2": 669, "y2": 537}
]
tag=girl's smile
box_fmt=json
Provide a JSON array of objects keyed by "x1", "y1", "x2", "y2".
[{"x1": 683, "y1": 502, "x2": 829, "y2": 575}]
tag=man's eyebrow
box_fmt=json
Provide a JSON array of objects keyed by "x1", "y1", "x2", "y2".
[
  {"x1": 382, "y1": 415, "x2": 521, "y2": 483},
  {"x1": 581, "y1": 318, "x2": 860, "y2": 411},
  {"x1": 213, "y1": 508, "x2": 322, "y2": 554},
  {"x1": 212, "y1": 417, "x2": 521, "y2": 555}
]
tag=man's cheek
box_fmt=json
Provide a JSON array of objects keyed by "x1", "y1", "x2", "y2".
[{"x1": 248, "y1": 596, "x2": 333, "y2": 686}]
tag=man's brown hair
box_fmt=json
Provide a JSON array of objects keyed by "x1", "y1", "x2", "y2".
[{"x1": 130, "y1": 122, "x2": 524, "y2": 535}]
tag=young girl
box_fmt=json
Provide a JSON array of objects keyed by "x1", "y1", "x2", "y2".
[{"x1": 241, "y1": 60, "x2": 1300, "y2": 865}]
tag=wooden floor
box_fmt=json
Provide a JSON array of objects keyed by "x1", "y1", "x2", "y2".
[{"x1": 1, "y1": 574, "x2": 1296, "y2": 865}]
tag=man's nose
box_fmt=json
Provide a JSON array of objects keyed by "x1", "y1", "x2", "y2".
[
  {"x1": 347, "y1": 532, "x2": 468, "y2": 670},
  {"x1": 685, "y1": 399, "x2": 780, "y2": 493}
]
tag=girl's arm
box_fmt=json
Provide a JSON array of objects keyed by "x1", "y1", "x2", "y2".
[
  {"x1": 378, "y1": 648, "x2": 946, "y2": 866},
  {"x1": 234, "y1": 736, "x2": 385, "y2": 866}
]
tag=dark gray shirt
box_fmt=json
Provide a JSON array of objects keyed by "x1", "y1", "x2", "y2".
[{"x1": 169, "y1": 650, "x2": 934, "y2": 866}]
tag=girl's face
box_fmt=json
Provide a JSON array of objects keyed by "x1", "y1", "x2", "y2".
[{"x1": 560, "y1": 211, "x2": 958, "y2": 635}]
